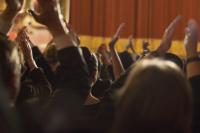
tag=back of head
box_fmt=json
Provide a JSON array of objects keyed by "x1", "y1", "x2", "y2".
[
  {"x1": 43, "y1": 43, "x2": 58, "y2": 65},
  {"x1": 163, "y1": 53, "x2": 184, "y2": 70},
  {"x1": 81, "y1": 47, "x2": 98, "y2": 81},
  {"x1": 113, "y1": 59, "x2": 192, "y2": 133}
]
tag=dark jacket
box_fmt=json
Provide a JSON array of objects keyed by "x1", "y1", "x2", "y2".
[
  {"x1": 16, "y1": 68, "x2": 52, "y2": 105},
  {"x1": 190, "y1": 75, "x2": 200, "y2": 133}
]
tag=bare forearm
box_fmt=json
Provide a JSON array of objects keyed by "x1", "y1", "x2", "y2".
[
  {"x1": 110, "y1": 49, "x2": 125, "y2": 80},
  {"x1": 186, "y1": 52, "x2": 200, "y2": 78}
]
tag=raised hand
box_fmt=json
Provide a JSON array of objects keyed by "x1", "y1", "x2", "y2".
[
  {"x1": 125, "y1": 35, "x2": 135, "y2": 51},
  {"x1": 17, "y1": 27, "x2": 32, "y2": 60},
  {"x1": 28, "y1": 0, "x2": 67, "y2": 35},
  {"x1": 17, "y1": 27, "x2": 37, "y2": 70},
  {"x1": 113, "y1": 23, "x2": 125, "y2": 40},
  {"x1": 109, "y1": 23, "x2": 125, "y2": 49},
  {"x1": 128, "y1": 35, "x2": 133, "y2": 45},
  {"x1": 28, "y1": 0, "x2": 76, "y2": 48},
  {"x1": 28, "y1": 0, "x2": 59, "y2": 25},
  {"x1": 109, "y1": 23, "x2": 126, "y2": 79},
  {"x1": 157, "y1": 15, "x2": 182, "y2": 54},
  {"x1": 184, "y1": 19, "x2": 199, "y2": 58}
]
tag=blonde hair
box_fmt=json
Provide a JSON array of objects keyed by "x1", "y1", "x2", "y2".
[{"x1": 113, "y1": 59, "x2": 192, "y2": 133}]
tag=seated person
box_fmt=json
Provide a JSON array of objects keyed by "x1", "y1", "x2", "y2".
[{"x1": 112, "y1": 59, "x2": 192, "y2": 133}]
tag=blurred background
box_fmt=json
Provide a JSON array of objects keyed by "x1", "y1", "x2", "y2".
[{"x1": 1, "y1": 0, "x2": 200, "y2": 56}]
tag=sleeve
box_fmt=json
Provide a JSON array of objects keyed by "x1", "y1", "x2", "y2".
[
  {"x1": 17, "y1": 68, "x2": 52, "y2": 104},
  {"x1": 32, "y1": 46, "x2": 57, "y2": 89},
  {"x1": 189, "y1": 76, "x2": 200, "y2": 133}
]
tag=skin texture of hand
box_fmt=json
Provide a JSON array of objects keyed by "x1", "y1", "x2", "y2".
[
  {"x1": 28, "y1": 0, "x2": 68, "y2": 37},
  {"x1": 184, "y1": 19, "x2": 200, "y2": 78},
  {"x1": 109, "y1": 23, "x2": 125, "y2": 50},
  {"x1": 29, "y1": 0, "x2": 76, "y2": 49},
  {"x1": 17, "y1": 27, "x2": 38, "y2": 71},
  {"x1": 184, "y1": 19, "x2": 199, "y2": 58},
  {"x1": 157, "y1": 15, "x2": 182, "y2": 55},
  {"x1": 109, "y1": 23, "x2": 126, "y2": 80},
  {"x1": 126, "y1": 35, "x2": 135, "y2": 51}
]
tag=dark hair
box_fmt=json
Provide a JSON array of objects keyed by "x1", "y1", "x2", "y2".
[
  {"x1": 81, "y1": 47, "x2": 98, "y2": 77},
  {"x1": 163, "y1": 53, "x2": 184, "y2": 69},
  {"x1": 43, "y1": 44, "x2": 58, "y2": 65}
]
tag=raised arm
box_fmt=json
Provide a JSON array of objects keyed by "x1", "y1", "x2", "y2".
[
  {"x1": 29, "y1": 0, "x2": 91, "y2": 103},
  {"x1": 156, "y1": 15, "x2": 182, "y2": 55},
  {"x1": 184, "y1": 19, "x2": 200, "y2": 78},
  {"x1": 16, "y1": 28, "x2": 52, "y2": 103},
  {"x1": 0, "y1": 0, "x2": 24, "y2": 34},
  {"x1": 126, "y1": 35, "x2": 138, "y2": 61},
  {"x1": 28, "y1": 0, "x2": 76, "y2": 49},
  {"x1": 109, "y1": 23, "x2": 125, "y2": 80}
]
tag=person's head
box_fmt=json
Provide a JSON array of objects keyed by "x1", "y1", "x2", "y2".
[
  {"x1": 81, "y1": 47, "x2": 98, "y2": 86},
  {"x1": 119, "y1": 51, "x2": 133, "y2": 70},
  {"x1": 163, "y1": 53, "x2": 184, "y2": 70},
  {"x1": 0, "y1": 36, "x2": 21, "y2": 106},
  {"x1": 43, "y1": 43, "x2": 59, "y2": 72},
  {"x1": 113, "y1": 59, "x2": 192, "y2": 133},
  {"x1": 142, "y1": 52, "x2": 184, "y2": 70}
]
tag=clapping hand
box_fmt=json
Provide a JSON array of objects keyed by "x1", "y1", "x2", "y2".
[
  {"x1": 157, "y1": 15, "x2": 182, "y2": 54},
  {"x1": 17, "y1": 27, "x2": 33, "y2": 61},
  {"x1": 28, "y1": 0, "x2": 60, "y2": 26},
  {"x1": 17, "y1": 27, "x2": 37, "y2": 70},
  {"x1": 125, "y1": 35, "x2": 133, "y2": 50},
  {"x1": 184, "y1": 19, "x2": 199, "y2": 57},
  {"x1": 109, "y1": 23, "x2": 125, "y2": 50},
  {"x1": 28, "y1": 0, "x2": 68, "y2": 37}
]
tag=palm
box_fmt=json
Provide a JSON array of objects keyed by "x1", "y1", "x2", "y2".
[
  {"x1": 30, "y1": 0, "x2": 61, "y2": 26},
  {"x1": 184, "y1": 20, "x2": 198, "y2": 50}
]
